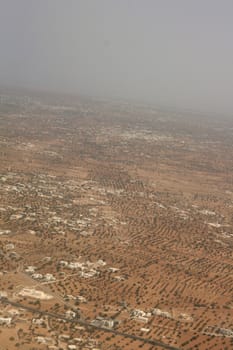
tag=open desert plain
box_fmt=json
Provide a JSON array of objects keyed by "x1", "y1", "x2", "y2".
[{"x1": 0, "y1": 92, "x2": 232, "y2": 350}]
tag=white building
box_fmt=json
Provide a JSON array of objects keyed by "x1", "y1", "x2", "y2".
[
  {"x1": 44, "y1": 273, "x2": 56, "y2": 282},
  {"x1": 0, "y1": 317, "x2": 12, "y2": 325},
  {"x1": 25, "y1": 266, "x2": 36, "y2": 274}
]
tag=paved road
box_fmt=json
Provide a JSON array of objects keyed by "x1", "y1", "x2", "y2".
[{"x1": 0, "y1": 298, "x2": 181, "y2": 350}]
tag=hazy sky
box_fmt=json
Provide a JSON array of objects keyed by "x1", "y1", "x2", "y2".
[{"x1": 0, "y1": 0, "x2": 233, "y2": 114}]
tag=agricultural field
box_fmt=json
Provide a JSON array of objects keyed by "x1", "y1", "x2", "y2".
[{"x1": 0, "y1": 92, "x2": 233, "y2": 350}]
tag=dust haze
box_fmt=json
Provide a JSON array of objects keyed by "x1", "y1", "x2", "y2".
[{"x1": 0, "y1": 0, "x2": 233, "y2": 115}]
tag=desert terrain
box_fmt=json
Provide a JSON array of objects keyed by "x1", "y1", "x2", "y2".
[{"x1": 0, "y1": 91, "x2": 233, "y2": 350}]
